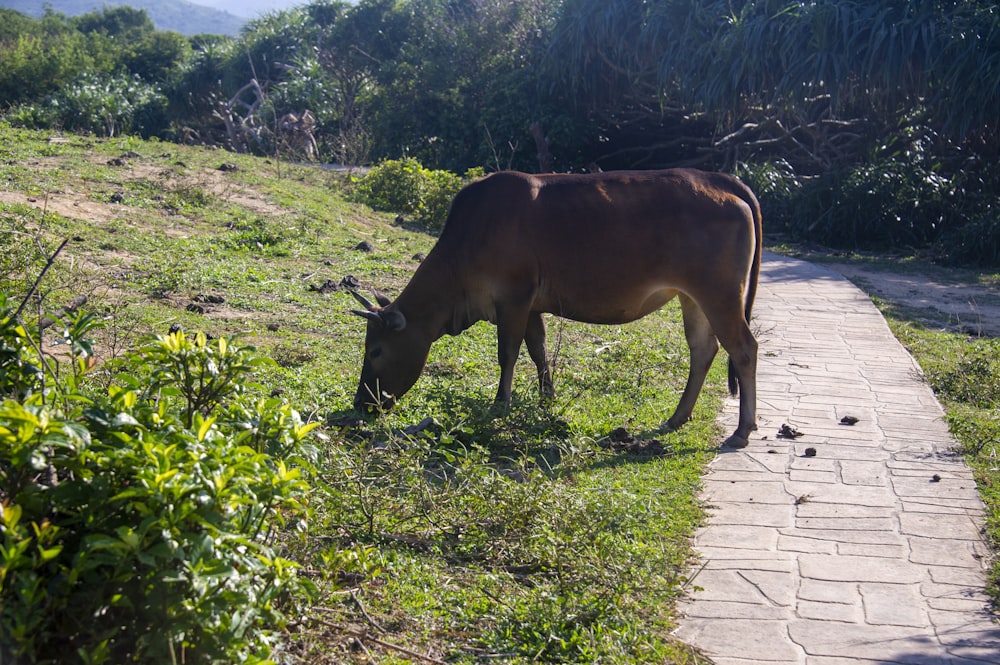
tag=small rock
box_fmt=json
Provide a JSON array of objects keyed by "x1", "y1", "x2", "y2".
[
  {"x1": 218, "y1": 162, "x2": 239, "y2": 172},
  {"x1": 266, "y1": 322, "x2": 280, "y2": 332},
  {"x1": 186, "y1": 303, "x2": 205, "y2": 314},
  {"x1": 413, "y1": 252, "x2": 427, "y2": 262},
  {"x1": 354, "y1": 241, "x2": 375, "y2": 252}
]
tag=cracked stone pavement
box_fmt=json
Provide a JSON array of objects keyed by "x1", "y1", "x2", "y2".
[{"x1": 673, "y1": 252, "x2": 1000, "y2": 664}]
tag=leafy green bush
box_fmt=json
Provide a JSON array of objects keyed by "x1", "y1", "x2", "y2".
[
  {"x1": 10, "y1": 72, "x2": 168, "y2": 139},
  {"x1": 739, "y1": 141, "x2": 1000, "y2": 267},
  {"x1": 938, "y1": 199, "x2": 1000, "y2": 267},
  {"x1": 0, "y1": 296, "x2": 316, "y2": 664},
  {"x1": 351, "y1": 158, "x2": 483, "y2": 232}
]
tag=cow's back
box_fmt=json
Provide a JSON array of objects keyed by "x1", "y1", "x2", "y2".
[{"x1": 429, "y1": 169, "x2": 759, "y2": 324}]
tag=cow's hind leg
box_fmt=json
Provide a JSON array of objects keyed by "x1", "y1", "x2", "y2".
[
  {"x1": 702, "y1": 298, "x2": 758, "y2": 449},
  {"x1": 525, "y1": 311, "x2": 554, "y2": 400},
  {"x1": 665, "y1": 294, "x2": 719, "y2": 432}
]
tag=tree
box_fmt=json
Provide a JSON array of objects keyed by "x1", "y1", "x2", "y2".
[
  {"x1": 544, "y1": 0, "x2": 1000, "y2": 171},
  {"x1": 73, "y1": 5, "x2": 156, "y2": 41},
  {"x1": 361, "y1": 0, "x2": 564, "y2": 171}
]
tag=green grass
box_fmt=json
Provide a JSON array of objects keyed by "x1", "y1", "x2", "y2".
[{"x1": 1, "y1": 125, "x2": 720, "y2": 663}]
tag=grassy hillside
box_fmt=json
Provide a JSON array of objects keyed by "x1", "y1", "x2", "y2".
[
  {"x1": 0, "y1": 125, "x2": 727, "y2": 662},
  {"x1": 0, "y1": 0, "x2": 246, "y2": 35}
]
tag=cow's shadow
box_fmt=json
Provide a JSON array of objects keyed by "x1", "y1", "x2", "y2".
[{"x1": 329, "y1": 384, "x2": 709, "y2": 475}]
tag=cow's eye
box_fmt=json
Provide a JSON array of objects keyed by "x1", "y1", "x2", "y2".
[{"x1": 369, "y1": 347, "x2": 383, "y2": 360}]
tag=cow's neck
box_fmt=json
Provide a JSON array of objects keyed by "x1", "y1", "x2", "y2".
[{"x1": 394, "y1": 251, "x2": 476, "y2": 341}]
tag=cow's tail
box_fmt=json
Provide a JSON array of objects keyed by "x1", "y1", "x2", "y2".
[{"x1": 728, "y1": 183, "x2": 763, "y2": 396}]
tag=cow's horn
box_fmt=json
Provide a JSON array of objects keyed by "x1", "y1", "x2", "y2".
[
  {"x1": 349, "y1": 289, "x2": 377, "y2": 312},
  {"x1": 351, "y1": 309, "x2": 382, "y2": 323}
]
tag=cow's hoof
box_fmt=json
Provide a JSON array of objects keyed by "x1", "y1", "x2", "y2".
[
  {"x1": 722, "y1": 433, "x2": 749, "y2": 449},
  {"x1": 662, "y1": 416, "x2": 688, "y2": 433}
]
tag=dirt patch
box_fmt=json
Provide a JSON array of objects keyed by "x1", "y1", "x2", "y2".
[
  {"x1": 0, "y1": 190, "x2": 125, "y2": 225},
  {"x1": 0, "y1": 154, "x2": 286, "y2": 222},
  {"x1": 825, "y1": 262, "x2": 1000, "y2": 337}
]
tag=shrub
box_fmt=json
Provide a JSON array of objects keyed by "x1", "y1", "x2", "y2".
[
  {"x1": 11, "y1": 72, "x2": 169, "y2": 139},
  {"x1": 739, "y1": 125, "x2": 1000, "y2": 267},
  {"x1": 351, "y1": 158, "x2": 483, "y2": 232},
  {"x1": 0, "y1": 297, "x2": 317, "y2": 664}
]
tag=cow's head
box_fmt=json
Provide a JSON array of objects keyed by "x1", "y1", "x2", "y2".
[{"x1": 350, "y1": 290, "x2": 430, "y2": 414}]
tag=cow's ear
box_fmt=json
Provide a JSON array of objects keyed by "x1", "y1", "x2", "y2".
[
  {"x1": 382, "y1": 309, "x2": 407, "y2": 331},
  {"x1": 375, "y1": 290, "x2": 392, "y2": 307}
]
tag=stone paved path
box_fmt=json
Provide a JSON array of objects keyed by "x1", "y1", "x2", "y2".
[{"x1": 674, "y1": 252, "x2": 1000, "y2": 665}]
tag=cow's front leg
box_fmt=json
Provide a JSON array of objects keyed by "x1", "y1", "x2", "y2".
[
  {"x1": 494, "y1": 305, "x2": 531, "y2": 407},
  {"x1": 525, "y1": 311, "x2": 554, "y2": 400}
]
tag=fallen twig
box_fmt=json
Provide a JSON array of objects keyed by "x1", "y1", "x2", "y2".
[
  {"x1": 350, "y1": 589, "x2": 386, "y2": 633},
  {"x1": 311, "y1": 617, "x2": 447, "y2": 665}
]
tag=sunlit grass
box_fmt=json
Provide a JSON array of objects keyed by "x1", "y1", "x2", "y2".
[{"x1": 1, "y1": 125, "x2": 719, "y2": 663}]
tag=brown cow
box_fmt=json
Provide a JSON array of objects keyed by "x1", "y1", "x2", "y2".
[{"x1": 351, "y1": 169, "x2": 762, "y2": 448}]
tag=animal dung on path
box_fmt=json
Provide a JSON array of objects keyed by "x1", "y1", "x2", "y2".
[
  {"x1": 839, "y1": 415, "x2": 859, "y2": 425},
  {"x1": 777, "y1": 423, "x2": 804, "y2": 439}
]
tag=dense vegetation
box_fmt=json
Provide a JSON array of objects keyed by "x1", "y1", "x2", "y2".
[{"x1": 2, "y1": 0, "x2": 999, "y2": 263}]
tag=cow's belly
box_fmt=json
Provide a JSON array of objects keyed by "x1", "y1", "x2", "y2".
[{"x1": 535, "y1": 285, "x2": 680, "y2": 325}]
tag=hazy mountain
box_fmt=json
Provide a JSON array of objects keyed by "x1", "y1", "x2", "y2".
[
  {"x1": 193, "y1": 1, "x2": 312, "y2": 20},
  {"x1": 0, "y1": 0, "x2": 247, "y2": 35}
]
